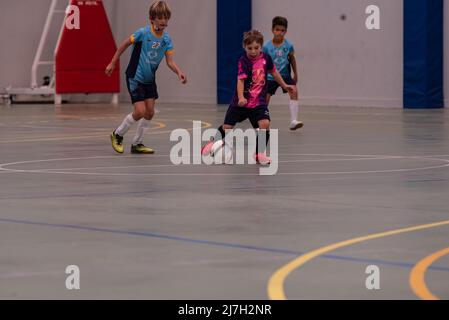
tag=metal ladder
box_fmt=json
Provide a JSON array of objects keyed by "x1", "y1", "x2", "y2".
[
  {"x1": 5, "y1": 0, "x2": 119, "y2": 105},
  {"x1": 5, "y1": 0, "x2": 66, "y2": 104}
]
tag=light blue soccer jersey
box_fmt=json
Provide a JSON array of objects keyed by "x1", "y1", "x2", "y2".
[
  {"x1": 125, "y1": 25, "x2": 174, "y2": 83},
  {"x1": 263, "y1": 39, "x2": 294, "y2": 81}
]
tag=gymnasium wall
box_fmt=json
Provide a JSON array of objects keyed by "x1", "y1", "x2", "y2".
[
  {"x1": 253, "y1": 0, "x2": 404, "y2": 107},
  {"x1": 0, "y1": 0, "x2": 216, "y2": 105},
  {"x1": 1, "y1": 1, "x2": 446, "y2": 108},
  {"x1": 114, "y1": 0, "x2": 216, "y2": 104},
  {"x1": 0, "y1": 0, "x2": 117, "y2": 98},
  {"x1": 0, "y1": 0, "x2": 58, "y2": 91}
]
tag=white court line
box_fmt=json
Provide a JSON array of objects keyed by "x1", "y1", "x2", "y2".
[
  {"x1": 37, "y1": 156, "x2": 402, "y2": 172},
  {"x1": 418, "y1": 155, "x2": 449, "y2": 158},
  {"x1": 40, "y1": 164, "x2": 183, "y2": 171},
  {"x1": 280, "y1": 154, "x2": 400, "y2": 157},
  {"x1": 1, "y1": 154, "x2": 448, "y2": 176},
  {"x1": 0, "y1": 271, "x2": 62, "y2": 279},
  {"x1": 279, "y1": 157, "x2": 402, "y2": 163}
]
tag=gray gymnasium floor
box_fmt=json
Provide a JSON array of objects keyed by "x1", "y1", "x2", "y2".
[{"x1": 0, "y1": 102, "x2": 448, "y2": 300}]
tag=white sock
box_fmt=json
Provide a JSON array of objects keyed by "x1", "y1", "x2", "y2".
[
  {"x1": 115, "y1": 113, "x2": 136, "y2": 136},
  {"x1": 289, "y1": 100, "x2": 299, "y2": 123},
  {"x1": 132, "y1": 119, "x2": 151, "y2": 145}
]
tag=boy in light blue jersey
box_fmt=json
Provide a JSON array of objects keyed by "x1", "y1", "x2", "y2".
[
  {"x1": 263, "y1": 16, "x2": 303, "y2": 131},
  {"x1": 106, "y1": 1, "x2": 187, "y2": 154}
]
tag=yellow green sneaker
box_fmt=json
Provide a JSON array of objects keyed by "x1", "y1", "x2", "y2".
[
  {"x1": 131, "y1": 144, "x2": 154, "y2": 154},
  {"x1": 110, "y1": 131, "x2": 124, "y2": 154}
]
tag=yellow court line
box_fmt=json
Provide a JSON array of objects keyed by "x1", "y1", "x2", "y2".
[
  {"x1": 268, "y1": 220, "x2": 449, "y2": 300},
  {"x1": 0, "y1": 121, "x2": 166, "y2": 143},
  {"x1": 0, "y1": 120, "x2": 212, "y2": 144},
  {"x1": 410, "y1": 247, "x2": 449, "y2": 300}
]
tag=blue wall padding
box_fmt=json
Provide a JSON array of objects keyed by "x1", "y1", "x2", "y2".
[
  {"x1": 404, "y1": 0, "x2": 444, "y2": 108},
  {"x1": 217, "y1": 0, "x2": 252, "y2": 104}
]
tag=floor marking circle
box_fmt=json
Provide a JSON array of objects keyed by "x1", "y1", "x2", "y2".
[
  {"x1": 410, "y1": 247, "x2": 449, "y2": 300},
  {"x1": 268, "y1": 220, "x2": 449, "y2": 300},
  {"x1": 0, "y1": 154, "x2": 448, "y2": 176},
  {"x1": 0, "y1": 153, "x2": 449, "y2": 176}
]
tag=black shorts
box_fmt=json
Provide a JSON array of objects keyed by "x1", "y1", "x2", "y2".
[
  {"x1": 224, "y1": 105, "x2": 270, "y2": 128},
  {"x1": 267, "y1": 76, "x2": 295, "y2": 96},
  {"x1": 126, "y1": 76, "x2": 158, "y2": 104}
]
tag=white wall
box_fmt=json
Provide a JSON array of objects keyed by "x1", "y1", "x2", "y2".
[
  {"x1": 0, "y1": 1, "x2": 413, "y2": 107},
  {"x1": 253, "y1": 0, "x2": 403, "y2": 107},
  {"x1": 0, "y1": 0, "x2": 56, "y2": 91},
  {"x1": 114, "y1": 0, "x2": 216, "y2": 104},
  {"x1": 0, "y1": 0, "x2": 216, "y2": 104}
]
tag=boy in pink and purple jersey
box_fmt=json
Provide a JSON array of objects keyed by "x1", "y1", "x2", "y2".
[{"x1": 201, "y1": 30, "x2": 295, "y2": 165}]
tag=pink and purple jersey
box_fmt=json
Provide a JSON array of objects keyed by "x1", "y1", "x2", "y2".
[{"x1": 230, "y1": 53, "x2": 276, "y2": 108}]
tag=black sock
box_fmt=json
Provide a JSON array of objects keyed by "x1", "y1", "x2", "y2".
[
  {"x1": 214, "y1": 125, "x2": 226, "y2": 141},
  {"x1": 256, "y1": 130, "x2": 270, "y2": 154}
]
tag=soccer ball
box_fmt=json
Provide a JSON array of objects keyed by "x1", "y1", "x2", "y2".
[{"x1": 211, "y1": 140, "x2": 233, "y2": 164}]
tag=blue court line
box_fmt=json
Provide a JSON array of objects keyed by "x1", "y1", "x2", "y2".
[
  {"x1": 0, "y1": 185, "x2": 306, "y2": 201},
  {"x1": 1, "y1": 217, "x2": 449, "y2": 273}
]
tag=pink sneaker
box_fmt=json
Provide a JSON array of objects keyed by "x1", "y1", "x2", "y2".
[
  {"x1": 201, "y1": 140, "x2": 216, "y2": 155},
  {"x1": 254, "y1": 153, "x2": 271, "y2": 165}
]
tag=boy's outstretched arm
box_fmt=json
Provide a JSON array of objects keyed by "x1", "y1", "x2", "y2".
[
  {"x1": 105, "y1": 37, "x2": 133, "y2": 76},
  {"x1": 237, "y1": 79, "x2": 247, "y2": 106},
  {"x1": 165, "y1": 54, "x2": 187, "y2": 84},
  {"x1": 289, "y1": 52, "x2": 298, "y2": 84},
  {"x1": 271, "y1": 70, "x2": 296, "y2": 94}
]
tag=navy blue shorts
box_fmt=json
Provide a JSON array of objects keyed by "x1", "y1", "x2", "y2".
[
  {"x1": 267, "y1": 76, "x2": 295, "y2": 96},
  {"x1": 224, "y1": 105, "x2": 270, "y2": 128},
  {"x1": 126, "y1": 76, "x2": 158, "y2": 104}
]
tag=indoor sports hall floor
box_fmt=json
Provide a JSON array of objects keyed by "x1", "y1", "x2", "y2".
[{"x1": 0, "y1": 102, "x2": 448, "y2": 299}]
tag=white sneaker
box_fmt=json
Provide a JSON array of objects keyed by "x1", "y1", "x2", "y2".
[{"x1": 289, "y1": 120, "x2": 303, "y2": 131}]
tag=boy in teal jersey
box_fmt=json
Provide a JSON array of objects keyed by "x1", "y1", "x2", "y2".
[
  {"x1": 263, "y1": 16, "x2": 303, "y2": 130},
  {"x1": 106, "y1": 1, "x2": 187, "y2": 154}
]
